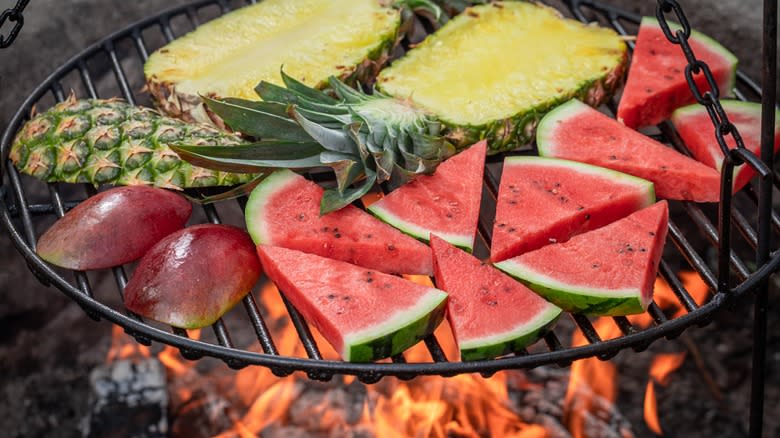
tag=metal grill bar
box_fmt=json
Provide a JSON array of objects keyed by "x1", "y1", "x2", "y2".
[{"x1": 0, "y1": 0, "x2": 776, "y2": 383}]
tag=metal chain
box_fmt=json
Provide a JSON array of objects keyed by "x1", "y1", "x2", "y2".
[
  {"x1": 655, "y1": 0, "x2": 770, "y2": 175},
  {"x1": 0, "y1": 0, "x2": 30, "y2": 49}
]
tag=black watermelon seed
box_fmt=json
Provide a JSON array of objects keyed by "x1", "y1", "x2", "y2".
[
  {"x1": 387, "y1": 244, "x2": 396, "y2": 251},
  {"x1": 508, "y1": 227, "x2": 516, "y2": 233},
  {"x1": 498, "y1": 223, "x2": 506, "y2": 228},
  {"x1": 365, "y1": 233, "x2": 373, "y2": 239},
  {"x1": 639, "y1": 247, "x2": 648, "y2": 252},
  {"x1": 327, "y1": 294, "x2": 336, "y2": 300},
  {"x1": 649, "y1": 231, "x2": 656, "y2": 236},
  {"x1": 367, "y1": 278, "x2": 373, "y2": 283},
  {"x1": 334, "y1": 233, "x2": 342, "y2": 238},
  {"x1": 609, "y1": 155, "x2": 617, "y2": 160},
  {"x1": 585, "y1": 214, "x2": 591, "y2": 220},
  {"x1": 487, "y1": 300, "x2": 498, "y2": 306}
]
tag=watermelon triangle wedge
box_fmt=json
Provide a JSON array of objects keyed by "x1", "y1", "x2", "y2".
[
  {"x1": 368, "y1": 140, "x2": 486, "y2": 252},
  {"x1": 490, "y1": 156, "x2": 655, "y2": 262},
  {"x1": 617, "y1": 17, "x2": 737, "y2": 129},
  {"x1": 245, "y1": 169, "x2": 433, "y2": 275},
  {"x1": 257, "y1": 245, "x2": 448, "y2": 362},
  {"x1": 430, "y1": 235, "x2": 561, "y2": 361},
  {"x1": 495, "y1": 201, "x2": 669, "y2": 316},
  {"x1": 671, "y1": 100, "x2": 780, "y2": 193},
  {"x1": 537, "y1": 99, "x2": 723, "y2": 202}
]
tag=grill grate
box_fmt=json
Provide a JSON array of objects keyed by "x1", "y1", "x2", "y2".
[{"x1": 1, "y1": 0, "x2": 779, "y2": 384}]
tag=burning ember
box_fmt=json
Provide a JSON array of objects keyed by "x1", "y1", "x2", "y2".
[{"x1": 103, "y1": 270, "x2": 710, "y2": 437}]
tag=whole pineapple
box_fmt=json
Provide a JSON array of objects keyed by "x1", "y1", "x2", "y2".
[{"x1": 10, "y1": 96, "x2": 255, "y2": 189}]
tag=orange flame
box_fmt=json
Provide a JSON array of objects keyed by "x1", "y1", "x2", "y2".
[
  {"x1": 564, "y1": 271, "x2": 706, "y2": 437},
  {"x1": 105, "y1": 325, "x2": 151, "y2": 362},
  {"x1": 564, "y1": 318, "x2": 622, "y2": 438},
  {"x1": 644, "y1": 352, "x2": 686, "y2": 435}
]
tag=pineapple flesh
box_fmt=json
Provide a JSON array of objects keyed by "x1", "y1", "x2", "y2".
[
  {"x1": 145, "y1": 0, "x2": 402, "y2": 126},
  {"x1": 10, "y1": 97, "x2": 254, "y2": 189},
  {"x1": 377, "y1": 1, "x2": 628, "y2": 152}
]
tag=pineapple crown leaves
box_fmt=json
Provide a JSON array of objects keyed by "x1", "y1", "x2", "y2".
[{"x1": 173, "y1": 70, "x2": 455, "y2": 214}]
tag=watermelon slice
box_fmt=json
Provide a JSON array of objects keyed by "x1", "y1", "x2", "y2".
[
  {"x1": 495, "y1": 201, "x2": 669, "y2": 316},
  {"x1": 671, "y1": 100, "x2": 780, "y2": 193},
  {"x1": 617, "y1": 17, "x2": 737, "y2": 129},
  {"x1": 367, "y1": 141, "x2": 486, "y2": 252},
  {"x1": 430, "y1": 235, "x2": 561, "y2": 361},
  {"x1": 537, "y1": 99, "x2": 723, "y2": 202},
  {"x1": 245, "y1": 169, "x2": 433, "y2": 275},
  {"x1": 257, "y1": 245, "x2": 448, "y2": 362},
  {"x1": 490, "y1": 156, "x2": 655, "y2": 262}
]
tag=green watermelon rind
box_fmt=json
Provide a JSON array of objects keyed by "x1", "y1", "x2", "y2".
[
  {"x1": 367, "y1": 203, "x2": 474, "y2": 252},
  {"x1": 504, "y1": 156, "x2": 657, "y2": 204},
  {"x1": 493, "y1": 259, "x2": 648, "y2": 316},
  {"x1": 244, "y1": 169, "x2": 299, "y2": 245},
  {"x1": 343, "y1": 288, "x2": 448, "y2": 362},
  {"x1": 459, "y1": 306, "x2": 562, "y2": 361},
  {"x1": 640, "y1": 16, "x2": 738, "y2": 96},
  {"x1": 671, "y1": 100, "x2": 765, "y2": 171}
]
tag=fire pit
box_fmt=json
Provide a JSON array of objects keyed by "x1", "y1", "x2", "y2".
[{"x1": 0, "y1": 0, "x2": 777, "y2": 436}]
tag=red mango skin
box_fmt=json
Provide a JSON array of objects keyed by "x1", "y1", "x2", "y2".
[
  {"x1": 123, "y1": 224, "x2": 262, "y2": 329},
  {"x1": 37, "y1": 186, "x2": 192, "y2": 270}
]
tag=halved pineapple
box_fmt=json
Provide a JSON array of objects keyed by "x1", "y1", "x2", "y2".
[
  {"x1": 145, "y1": 0, "x2": 401, "y2": 126},
  {"x1": 377, "y1": 1, "x2": 628, "y2": 153}
]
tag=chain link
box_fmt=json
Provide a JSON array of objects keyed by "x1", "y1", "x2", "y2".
[
  {"x1": 655, "y1": 0, "x2": 770, "y2": 175},
  {"x1": 0, "y1": 0, "x2": 30, "y2": 49}
]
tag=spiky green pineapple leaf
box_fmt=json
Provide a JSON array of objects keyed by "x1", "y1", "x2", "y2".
[
  {"x1": 184, "y1": 173, "x2": 268, "y2": 204},
  {"x1": 172, "y1": 143, "x2": 323, "y2": 173},
  {"x1": 280, "y1": 69, "x2": 340, "y2": 104},
  {"x1": 319, "y1": 151, "x2": 364, "y2": 193},
  {"x1": 291, "y1": 110, "x2": 356, "y2": 154},
  {"x1": 320, "y1": 167, "x2": 378, "y2": 214},
  {"x1": 203, "y1": 96, "x2": 310, "y2": 141},
  {"x1": 329, "y1": 76, "x2": 370, "y2": 104}
]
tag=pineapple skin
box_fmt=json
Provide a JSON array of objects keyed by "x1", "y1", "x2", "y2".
[
  {"x1": 10, "y1": 97, "x2": 253, "y2": 189},
  {"x1": 377, "y1": 2, "x2": 628, "y2": 154},
  {"x1": 145, "y1": 0, "x2": 403, "y2": 128}
]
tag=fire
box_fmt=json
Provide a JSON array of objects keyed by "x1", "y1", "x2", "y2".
[
  {"x1": 644, "y1": 352, "x2": 686, "y2": 435},
  {"x1": 564, "y1": 271, "x2": 709, "y2": 437},
  {"x1": 564, "y1": 318, "x2": 621, "y2": 438},
  {"x1": 105, "y1": 325, "x2": 151, "y2": 362}
]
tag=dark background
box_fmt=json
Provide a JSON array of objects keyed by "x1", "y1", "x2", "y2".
[{"x1": 0, "y1": 1, "x2": 777, "y2": 437}]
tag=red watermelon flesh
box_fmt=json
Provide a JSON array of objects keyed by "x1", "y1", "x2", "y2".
[
  {"x1": 245, "y1": 169, "x2": 433, "y2": 275},
  {"x1": 430, "y1": 235, "x2": 561, "y2": 361},
  {"x1": 537, "y1": 99, "x2": 722, "y2": 202},
  {"x1": 368, "y1": 140, "x2": 486, "y2": 252},
  {"x1": 617, "y1": 17, "x2": 737, "y2": 129},
  {"x1": 257, "y1": 245, "x2": 448, "y2": 362},
  {"x1": 671, "y1": 100, "x2": 780, "y2": 193},
  {"x1": 495, "y1": 201, "x2": 669, "y2": 316},
  {"x1": 490, "y1": 156, "x2": 655, "y2": 263}
]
